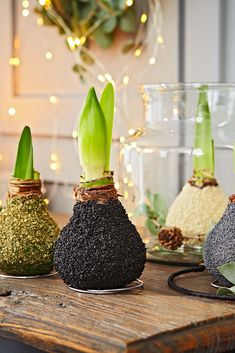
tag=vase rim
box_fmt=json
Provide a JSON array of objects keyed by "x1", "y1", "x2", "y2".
[{"x1": 141, "y1": 82, "x2": 235, "y2": 92}]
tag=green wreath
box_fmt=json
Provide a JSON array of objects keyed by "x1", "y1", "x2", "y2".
[{"x1": 35, "y1": 0, "x2": 151, "y2": 81}]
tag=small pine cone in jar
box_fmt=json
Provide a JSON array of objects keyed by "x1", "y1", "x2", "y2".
[{"x1": 158, "y1": 227, "x2": 183, "y2": 250}]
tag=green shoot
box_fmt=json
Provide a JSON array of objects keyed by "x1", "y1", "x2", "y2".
[
  {"x1": 13, "y1": 126, "x2": 38, "y2": 180},
  {"x1": 78, "y1": 87, "x2": 107, "y2": 182},
  {"x1": 193, "y1": 85, "x2": 214, "y2": 183},
  {"x1": 78, "y1": 84, "x2": 115, "y2": 184},
  {"x1": 100, "y1": 83, "x2": 114, "y2": 171}
]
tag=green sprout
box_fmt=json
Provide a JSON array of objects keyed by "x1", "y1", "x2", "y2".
[
  {"x1": 192, "y1": 85, "x2": 214, "y2": 187},
  {"x1": 134, "y1": 189, "x2": 168, "y2": 237},
  {"x1": 78, "y1": 83, "x2": 114, "y2": 186},
  {"x1": 13, "y1": 126, "x2": 40, "y2": 180}
]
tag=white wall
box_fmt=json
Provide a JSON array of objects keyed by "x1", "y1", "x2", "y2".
[
  {"x1": 184, "y1": 0, "x2": 222, "y2": 82},
  {"x1": 222, "y1": 0, "x2": 235, "y2": 81}
]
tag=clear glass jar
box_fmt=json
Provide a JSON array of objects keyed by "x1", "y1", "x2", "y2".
[{"x1": 120, "y1": 83, "x2": 235, "y2": 265}]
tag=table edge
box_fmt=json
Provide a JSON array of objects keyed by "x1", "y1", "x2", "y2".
[{"x1": 127, "y1": 314, "x2": 235, "y2": 353}]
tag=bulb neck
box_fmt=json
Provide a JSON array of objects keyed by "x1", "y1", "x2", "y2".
[
  {"x1": 74, "y1": 181, "x2": 118, "y2": 204},
  {"x1": 188, "y1": 175, "x2": 218, "y2": 189},
  {"x1": 8, "y1": 177, "x2": 42, "y2": 197}
]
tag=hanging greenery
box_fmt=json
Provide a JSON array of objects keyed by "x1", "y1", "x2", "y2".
[{"x1": 35, "y1": 0, "x2": 159, "y2": 81}]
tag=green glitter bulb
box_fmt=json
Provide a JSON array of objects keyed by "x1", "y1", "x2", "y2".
[
  {"x1": 0, "y1": 184, "x2": 60, "y2": 276},
  {"x1": 0, "y1": 126, "x2": 60, "y2": 276}
]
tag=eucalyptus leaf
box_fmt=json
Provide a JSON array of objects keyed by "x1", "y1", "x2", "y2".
[
  {"x1": 133, "y1": 190, "x2": 168, "y2": 231},
  {"x1": 153, "y1": 194, "x2": 168, "y2": 218},
  {"x1": 79, "y1": 0, "x2": 96, "y2": 22},
  {"x1": 116, "y1": 0, "x2": 127, "y2": 10},
  {"x1": 101, "y1": 0, "x2": 113, "y2": 5},
  {"x1": 218, "y1": 262, "x2": 235, "y2": 285},
  {"x1": 145, "y1": 219, "x2": 157, "y2": 236},
  {"x1": 133, "y1": 203, "x2": 151, "y2": 217},
  {"x1": 95, "y1": 8, "x2": 107, "y2": 20},
  {"x1": 72, "y1": 64, "x2": 86, "y2": 74},
  {"x1": 97, "y1": 0, "x2": 115, "y2": 15},
  {"x1": 217, "y1": 286, "x2": 235, "y2": 296},
  {"x1": 93, "y1": 27, "x2": 113, "y2": 48},
  {"x1": 158, "y1": 217, "x2": 166, "y2": 226},
  {"x1": 146, "y1": 189, "x2": 154, "y2": 206},
  {"x1": 119, "y1": 9, "x2": 136, "y2": 33},
  {"x1": 101, "y1": 17, "x2": 117, "y2": 33}
]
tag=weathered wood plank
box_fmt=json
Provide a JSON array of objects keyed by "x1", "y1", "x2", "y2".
[
  {"x1": 128, "y1": 316, "x2": 235, "y2": 353},
  {"x1": 0, "y1": 214, "x2": 234, "y2": 353}
]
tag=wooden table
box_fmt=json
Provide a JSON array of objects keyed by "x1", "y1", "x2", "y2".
[{"x1": 0, "y1": 214, "x2": 235, "y2": 353}]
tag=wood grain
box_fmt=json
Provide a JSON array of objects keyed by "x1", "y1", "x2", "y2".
[{"x1": 0, "y1": 214, "x2": 234, "y2": 353}]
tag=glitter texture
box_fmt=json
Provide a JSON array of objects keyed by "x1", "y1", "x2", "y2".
[
  {"x1": 203, "y1": 201, "x2": 235, "y2": 286},
  {"x1": 0, "y1": 195, "x2": 60, "y2": 275},
  {"x1": 54, "y1": 199, "x2": 146, "y2": 290},
  {"x1": 166, "y1": 183, "x2": 228, "y2": 246}
]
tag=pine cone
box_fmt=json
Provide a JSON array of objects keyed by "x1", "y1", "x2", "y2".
[
  {"x1": 158, "y1": 227, "x2": 183, "y2": 250},
  {"x1": 229, "y1": 194, "x2": 235, "y2": 203}
]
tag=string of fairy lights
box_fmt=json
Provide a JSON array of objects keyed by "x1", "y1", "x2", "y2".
[{"x1": 5, "y1": 0, "x2": 164, "y2": 205}]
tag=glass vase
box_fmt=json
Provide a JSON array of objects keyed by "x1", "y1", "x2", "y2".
[{"x1": 121, "y1": 83, "x2": 235, "y2": 265}]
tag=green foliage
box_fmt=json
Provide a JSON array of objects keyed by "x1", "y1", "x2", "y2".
[
  {"x1": 217, "y1": 286, "x2": 235, "y2": 296},
  {"x1": 218, "y1": 262, "x2": 235, "y2": 285},
  {"x1": 78, "y1": 83, "x2": 114, "y2": 182},
  {"x1": 134, "y1": 189, "x2": 168, "y2": 237},
  {"x1": 119, "y1": 8, "x2": 136, "y2": 33},
  {"x1": 35, "y1": 0, "x2": 148, "y2": 80},
  {"x1": 100, "y1": 83, "x2": 114, "y2": 170},
  {"x1": 101, "y1": 17, "x2": 118, "y2": 34},
  {"x1": 193, "y1": 85, "x2": 214, "y2": 185},
  {"x1": 93, "y1": 27, "x2": 113, "y2": 49},
  {"x1": 217, "y1": 262, "x2": 235, "y2": 296},
  {"x1": 36, "y1": 1, "x2": 140, "y2": 46},
  {"x1": 13, "y1": 126, "x2": 39, "y2": 180}
]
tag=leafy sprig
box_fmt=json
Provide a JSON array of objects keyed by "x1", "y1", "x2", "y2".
[
  {"x1": 134, "y1": 189, "x2": 168, "y2": 237},
  {"x1": 35, "y1": 0, "x2": 149, "y2": 80},
  {"x1": 217, "y1": 262, "x2": 235, "y2": 296}
]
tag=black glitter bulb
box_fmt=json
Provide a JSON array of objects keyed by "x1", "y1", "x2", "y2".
[
  {"x1": 203, "y1": 201, "x2": 235, "y2": 286},
  {"x1": 54, "y1": 199, "x2": 146, "y2": 290}
]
